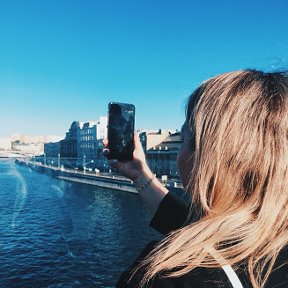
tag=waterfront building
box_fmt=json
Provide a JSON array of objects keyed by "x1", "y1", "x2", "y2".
[
  {"x1": 79, "y1": 117, "x2": 107, "y2": 162},
  {"x1": 43, "y1": 141, "x2": 62, "y2": 167},
  {"x1": 44, "y1": 141, "x2": 61, "y2": 158},
  {"x1": 11, "y1": 142, "x2": 44, "y2": 155},
  {"x1": 139, "y1": 129, "x2": 174, "y2": 152},
  {"x1": 11, "y1": 134, "x2": 31, "y2": 144},
  {"x1": 11, "y1": 134, "x2": 62, "y2": 145},
  {"x1": 60, "y1": 121, "x2": 81, "y2": 167},
  {"x1": 60, "y1": 117, "x2": 108, "y2": 170},
  {"x1": 146, "y1": 131, "x2": 183, "y2": 179},
  {"x1": 79, "y1": 117, "x2": 107, "y2": 169},
  {"x1": 10, "y1": 134, "x2": 62, "y2": 156},
  {"x1": 0, "y1": 137, "x2": 11, "y2": 151}
]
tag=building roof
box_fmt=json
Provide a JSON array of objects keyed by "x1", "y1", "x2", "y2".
[
  {"x1": 139, "y1": 129, "x2": 176, "y2": 136},
  {"x1": 148, "y1": 132, "x2": 183, "y2": 152},
  {"x1": 163, "y1": 132, "x2": 183, "y2": 143}
]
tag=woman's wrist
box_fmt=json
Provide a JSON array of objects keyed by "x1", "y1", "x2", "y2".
[
  {"x1": 132, "y1": 166, "x2": 154, "y2": 187},
  {"x1": 133, "y1": 165, "x2": 168, "y2": 214}
]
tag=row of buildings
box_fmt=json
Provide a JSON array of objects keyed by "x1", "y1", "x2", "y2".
[
  {"x1": 0, "y1": 134, "x2": 63, "y2": 155},
  {"x1": 43, "y1": 116, "x2": 183, "y2": 179}
]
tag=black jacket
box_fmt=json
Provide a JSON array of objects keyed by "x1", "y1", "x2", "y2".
[{"x1": 117, "y1": 193, "x2": 288, "y2": 287}]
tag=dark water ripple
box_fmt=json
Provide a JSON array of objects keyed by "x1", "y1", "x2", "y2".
[{"x1": 0, "y1": 160, "x2": 161, "y2": 288}]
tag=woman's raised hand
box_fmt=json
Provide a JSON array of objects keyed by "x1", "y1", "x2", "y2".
[{"x1": 103, "y1": 133, "x2": 152, "y2": 181}]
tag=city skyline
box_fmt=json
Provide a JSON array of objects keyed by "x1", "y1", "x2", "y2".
[{"x1": 1, "y1": 0, "x2": 288, "y2": 137}]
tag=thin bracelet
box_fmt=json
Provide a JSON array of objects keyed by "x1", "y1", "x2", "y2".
[{"x1": 136, "y1": 174, "x2": 155, "y2": 192}]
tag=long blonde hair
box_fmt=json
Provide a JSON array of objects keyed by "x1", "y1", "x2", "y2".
[{"x1": 135, "y1": 70, "x2": 288, "y2": 287}]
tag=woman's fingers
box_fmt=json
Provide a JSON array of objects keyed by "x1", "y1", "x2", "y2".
[
  {"x1": 134, "y1": 132, "x2": 141, "y2": 149},
  {"x1": 133, "y1": 132, "x2": 146, "y2": 161},
  {"x1": 102, "y1": 138, "x2": 108, "y2": 147},
  {"x1": 134, "y1": 132, "x2": 145, "y2": 154}
]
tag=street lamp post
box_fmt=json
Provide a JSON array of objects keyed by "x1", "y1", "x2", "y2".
[
  {"x1": 58, "y1": 154, "x2": 60, "y2": 169},
  {"x1": 83, "y1": 155, "x2": 86, "y2": 173}
]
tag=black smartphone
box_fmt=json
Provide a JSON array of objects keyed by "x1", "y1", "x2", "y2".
[{"x1": 107, "y1": 102, "x2": 135, "y2": 161}]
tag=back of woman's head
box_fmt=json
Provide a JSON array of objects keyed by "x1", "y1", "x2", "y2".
[
  {"x1": 137, "y1": 70, "x2": 288, "y2": 288},
  {"x1": 187, "y1": 70, "x2": 288, "y2": 218}
]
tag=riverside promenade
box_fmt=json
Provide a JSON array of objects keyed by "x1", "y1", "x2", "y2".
[
  {"x1": 0, "y1": 151, "x2": 28, "y2": 158},
  {"x1": 15, "y1": 159, "x2": 184, "y2": 195}
]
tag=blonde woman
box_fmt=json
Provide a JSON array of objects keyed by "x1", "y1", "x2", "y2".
[{"x1": 108, "y1": 70, "x2": 288, "y2": 287}]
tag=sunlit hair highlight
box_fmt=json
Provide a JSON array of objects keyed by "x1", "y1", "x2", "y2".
[{"x1": 132, "y1": 70, "x2": 288, "y2": 288}]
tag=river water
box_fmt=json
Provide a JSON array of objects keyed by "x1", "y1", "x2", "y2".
[{"x1": 0, "y1": 159, "x2": 161, "y2": 288}]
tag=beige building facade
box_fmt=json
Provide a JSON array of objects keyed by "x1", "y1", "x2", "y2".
[
  {"x1": 0, "y1": 137, "x2": 11, "y2": 151},
  {"x1": 140, "y1": 130, "x2": 183, "y2": 179}
]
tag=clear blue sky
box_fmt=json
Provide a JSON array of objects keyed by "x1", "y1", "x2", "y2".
[{"x1": 0, "y1": 0, "x2": 287, "y2": 137}]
